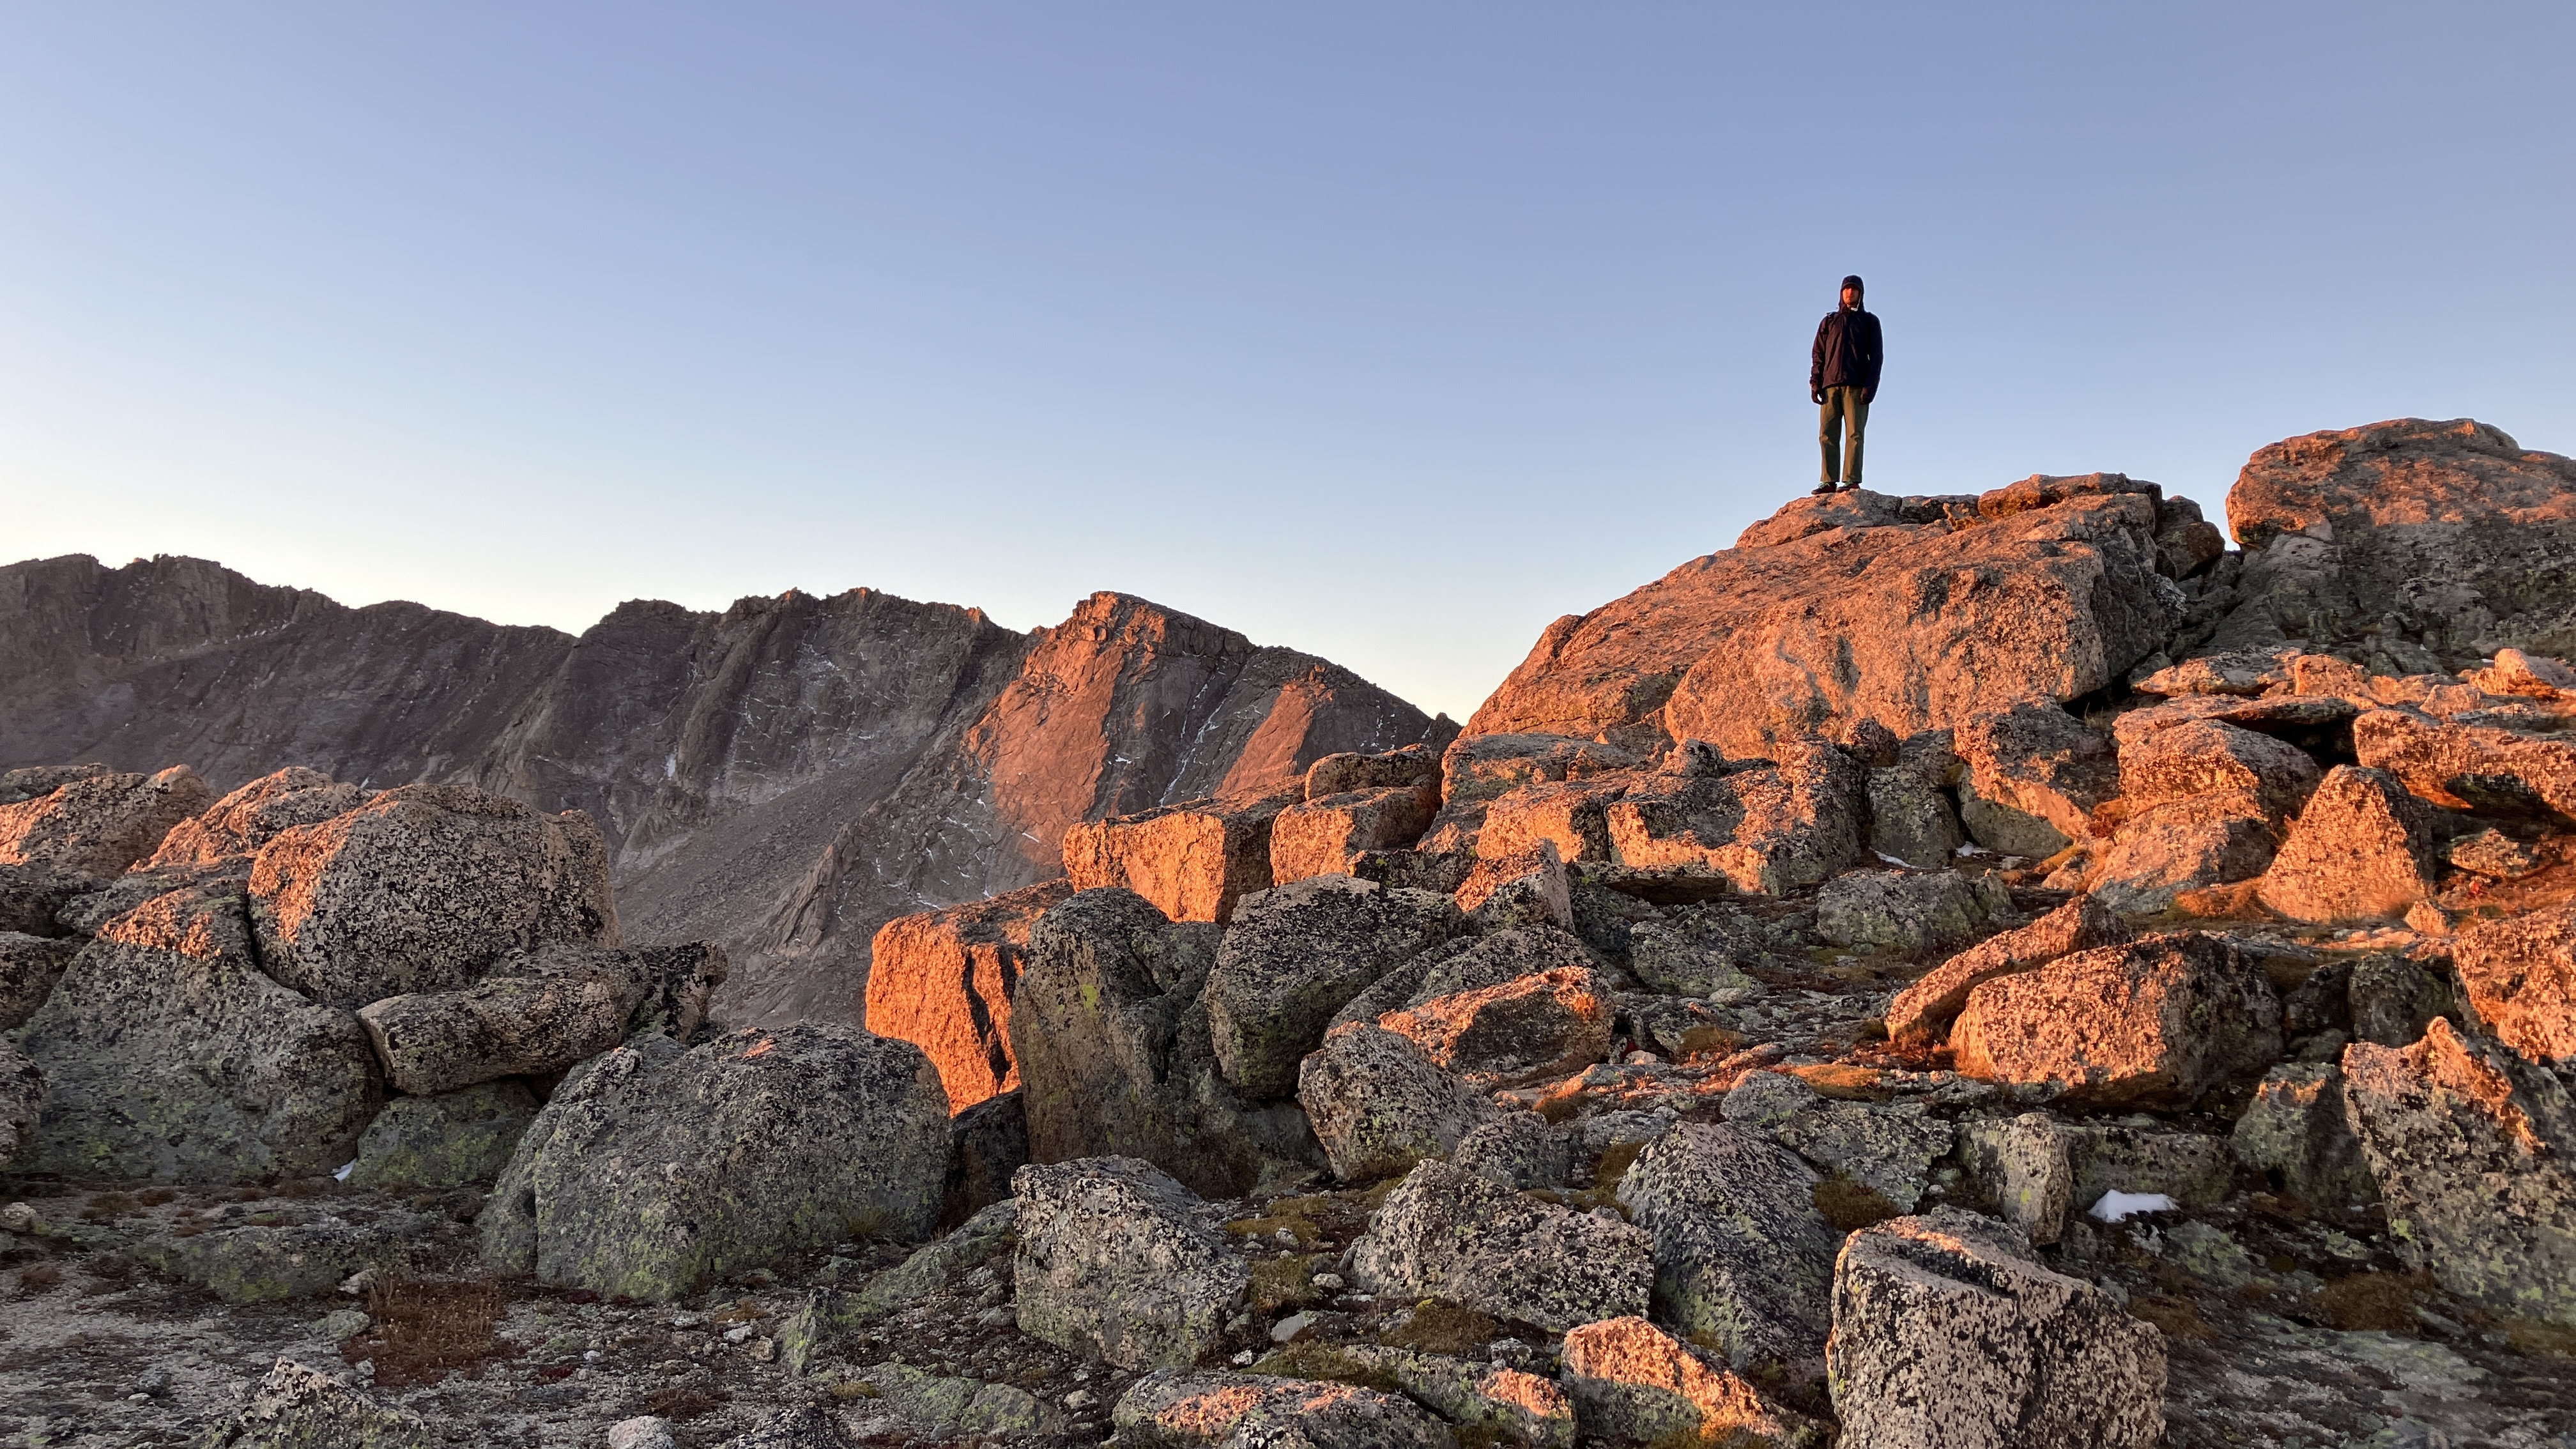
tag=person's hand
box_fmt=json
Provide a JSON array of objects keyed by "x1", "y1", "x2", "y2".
[
  {"x1": 1811, "y1": 390, "x2": 1826, "y2": 406},
  {"x1": 1862, "y1": 390, "x2": 1876, "y2": 406}
]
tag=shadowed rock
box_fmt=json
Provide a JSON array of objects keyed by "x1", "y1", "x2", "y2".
[
  {"x1": 1614, "y1": 1123, "x2": 1841, "y2": 1377},
  {"x1": 1351, "y1": 1158, "x2": 1652, "y2": 1332},
  {"x1": 1204, "y1": 875, "x2": 1463, "y2": 1100},
  {"x1": 2340, "y1": 1018, "x2": 2576, "y2": 1328},
  {"x1": 15, "y1": 882, "x2": 382, "y2": 1183},
  {"x1": 1298, "y1": 1022, "x2": 1501, "y2": 1183},
  {"x1": 1011, "y1": 1157, "x2": 1249, "y2": 1372},
  {"x1": 1827, "y1": 1209, "x2": 2166, "y2": 1449},
  {"x1": 479, "y1": 1025, "x2": 950, "y2": 1301}
]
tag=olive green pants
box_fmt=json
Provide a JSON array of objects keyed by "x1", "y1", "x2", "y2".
[{"x1": 1819, "y1": 386, "x2": 1868, "y2": 486}]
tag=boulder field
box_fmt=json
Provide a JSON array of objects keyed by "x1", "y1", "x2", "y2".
[{"x1": 3, "y1": 415, "x2": 2575, "y2": 1446}]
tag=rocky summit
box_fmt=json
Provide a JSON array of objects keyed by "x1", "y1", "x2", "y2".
[{"x1": 2, "y1": 415, "x2": 2575, "y2": 1448}]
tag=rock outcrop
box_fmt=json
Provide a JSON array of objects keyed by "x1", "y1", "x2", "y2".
[
  {"x1": 1010, "y1": 1158, "x2": 1248, "y2": 1371},
  {"x1": 865, "y1": 881, "x2": 1071, "y2": 1112},
  {"x1": 1469, "y1": 477, "x2": 2181, "y2": 755}
]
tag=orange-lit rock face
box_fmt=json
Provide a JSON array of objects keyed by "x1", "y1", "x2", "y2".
[
  {"x1": 2454, "y1": 903, "x2": 2576, "y2": 1068},
  {"x1": 1377, "y1": 965, "x2": 1611, "y2": 1087},
  {"x1": 1061, "y1": 794, "x2": 1287, "y2": 924},
  {"x1": 248, "y1": 783, "x2": 619, "y2": 1010},
  {"x1": 1951, "y1": 933, "x2": 2283, "y2": 1109},
  {"x1": 864, "y1": 880, "x2": 1071, "y2": 1112},
  {"x1": 1558, "y1": 1315, "x2": 1805, "y2": 1446},
  {"x1": 2254, "y1": 765, "x2": 2444, "y2": 925},
  {"x1": 148, "y1": 767, "x2": 366, "y2": 869},
  {"x1": 0, "y1": 765, "x2": 211, "y2": 877},
  {"x1": 1269, "y1": 785, "x2": 1438, "y2": 886}
]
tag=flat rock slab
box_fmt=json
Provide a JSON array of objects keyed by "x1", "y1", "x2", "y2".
[
  {"x1": 1113, "y1": 1368, "x2": 1452, "y2": 1449},
  {"x1": 133, "y1": 1213, "x2": 435, "y2": 1303}
]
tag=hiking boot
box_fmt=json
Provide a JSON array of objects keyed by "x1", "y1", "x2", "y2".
[{"x1": 1812, "y1": 481, "x2": 1839, "y2": 495}]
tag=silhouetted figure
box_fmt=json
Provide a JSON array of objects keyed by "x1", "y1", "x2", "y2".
[{"x1": 1811, "y1": 274, "x2": 1883, "y2": 494}]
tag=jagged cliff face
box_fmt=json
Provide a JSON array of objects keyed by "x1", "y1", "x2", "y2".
[{"x1": 0, "y1": 558, "x2": 1443, "y2": 1025}]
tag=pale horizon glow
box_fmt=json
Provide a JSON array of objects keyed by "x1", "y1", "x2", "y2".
[{"x1": 4, "y1": 4, "x2": 2571, "y2": 721}]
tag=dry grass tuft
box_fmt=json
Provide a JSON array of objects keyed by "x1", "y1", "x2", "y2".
[
  {"x1": 647, "y1": 1387, "x2": 729, "y2": 1421},
  {"x1": 15, "y1": 1263, "x2": 63, "y2": 1296},
  {"x1": 2129, "y1": 1292, "x2": 2220, "y2": 1342},
  {"x1": 345, "y1": 1278, "x2": 517, "y2": 1388},
  {"x1": 2313, "y1": 1271, "x2": 2435, "y2": 1333}
]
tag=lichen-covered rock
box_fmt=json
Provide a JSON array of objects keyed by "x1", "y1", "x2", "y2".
[
  {"x1": 0, "y1": 861, "x2": 93, "y2": 937},
  {"x1": 1450, "y1": 1110, "x2": 1575, "y2": 1190},
  {"x1": 1113, "y1": 1369, "x2": 1452, "y2": 1449},
  {"x1": 0, "y1": 764, "x2": 211, "y2": 876},
  {"x1": 1624, "y1": 902, "x2": 1782, "y2": 997},
  {"x1": 2221, "y1": 418, "x2": 2576, "y2": 664},
  {"x1": 2354, "y1": 708, "x2": 2576, "y2": 822},
  {"x1": 1814, "y1": 869, "x2": 2014, "y2": 956},
  {"x1": 1865, "y1": 753, "x2": 1966, "y2": 869},
  {"x1": 1298, "y1": 1022, "x2": 1501, "y2": 1183},
  {"x1": 1335, "y1": 925, "x2": 1602, "y2": 1031},
  {"x1": 1350, "y1": 1158, "x2": 1652, "y2": 1332},
  {"x1": 132, "y1": 1214, "x2": 433, "y2": 1303},
  {"x1": 1272, "y1": 786, "x2": 1440, "y2": 885},
  {"x1": 199, "y1": 1357, "x2": 436, "y2": 1448},
  {"x1": 2340, "y1": 1018, "x2": 2576, "y2": 1327},
  {"x1": 14, "y1": 884, "x2": 382, "y2": 1183},
  {"x1": 1613, "y1": 1123, "x2": 1841, "y2": 1376},
  {"x1": 1063, "y1": 793, "x2": 1293, "y2": 926},
  {"x1": 942, "y1": 1089, "x2": 1029, "y2": 1225},
  {"x1": 1955, "y1": 702, "x2": 2120, "y2": 855},
  {"x1": 2117, "y1": 716, "x2": 2322, "y2": 818},
  {"x1": 248, "y1": 783, "x2": 618, "y2": 1009},
  {"x1": 1376, "y1": 966, "x2": 1611, "y2": 1087},
  {"x1": 1204, "y1": 875, "x2": 1463, "y2": 1100},
  {"x1": 0, "y1": 930, "x2": 78, "y2": 1031},
  {"x1": 1827, "y1": 1209, "x2": 2166, "y2": 1449},
  {"x1": 1439, "y1": 734, "x2": 1639, "y2": 815},
  {"x1": 2447, "y1": 827, "x2": 2545, "y2": 879},
  {"x1": 1952, "y1": 1113, "x2": 2074, "y2": 1245},
  {"x1": 1008, "y1": 888, "x2": 1321, "y2": 1200},
  {"x1": 0, "y1": 1040, "x2": 41, "y2": 1164},
  {"x1": 2230, "y1": 1063, "x2": 2375, "y2": 1209},
  {"x1": 866, "y1": 881, "x2": 1070, "y2": 1112},
  {"x1": 1605, "y1": 740, "x2": 1865, "y2": 894},
  {"x1": 2255, "y1": 765, "x2": 2446, "y2": 924},
  {"x1": 146, "y1": 767, "x2": 367, "y2": 868},
  {"x1": 1887, "y1": 896, "x2": 2130, "y2": 1045},
  {"x1": 848, "y1": 1361, "x2": 1045, "y2": 1436},
  {"x1": 1261, "y1": 1344, "x2": 1575, "y2": 1449},
  {"x1": 1951, "y1": 932, "x2": 2283, "y2": 1108},
  {"x1": 2083, "y1": 792, "x2": 2280, "y2": 915},
  {"x1": 479, "y1": 1025, "x2": 949, "y2": 1301},
  {"x1": 1559, "y1": 1316, "x2": 1820, "y2": 1448},
  {"x1": 490, "y1": 940, "x2": 729, "y2": 1040},
  {"x1": 2343, "y1": 953, "x2": 2450, "y2": 1048},
  {"x1": 1011, "y1": 1157, "x2": 1248, "y2": 1371},
  {"x1": 1453, "y1": 841, "x2": 1574, "y2": 931},
  {"x1": 2059, "y1": 1123, "x2": 2236, "y2": 1210},
  {"x1": 357, "y1": 974, "x2": 640, "y2": 1095},
  {"x1": 2452, "y1": 901, "x2": 2576, "y2": 1066},
  {"x1": 1720, "y1": 1071, "x2": 1955, "y2": 1212},
  {"x1": 346, "y1": 1081, "x2": 540, "y2": 1189}
]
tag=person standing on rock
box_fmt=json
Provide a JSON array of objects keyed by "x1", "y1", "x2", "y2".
[{"x1": 1811, "y1": 274, "x2": 1883, "y2": 494}]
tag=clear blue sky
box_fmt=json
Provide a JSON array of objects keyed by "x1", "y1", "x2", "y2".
[{"x1": 5, "y1": 4, "x2": 2570, "y2": 723}]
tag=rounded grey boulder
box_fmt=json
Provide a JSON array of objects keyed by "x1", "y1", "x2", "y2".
[{"x1": 478, "y1": 1023, "x2": 949, "y2": 1302}]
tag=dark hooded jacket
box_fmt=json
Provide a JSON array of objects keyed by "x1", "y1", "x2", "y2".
[{"x1": 1811, "y1": 303, "x2": 1883, "y2": 399}]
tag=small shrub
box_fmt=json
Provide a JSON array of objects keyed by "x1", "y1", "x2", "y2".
[
  {"x1": 2314, "y1": 1271, "x2": 2434, "y2": 1334},
  {"x1": 347, "y1": 1278, "x2": 517, "y2": 1388},
  {"x1": 1248, "y1": 1255, "x2": 1322, "y2": 1312},
  {"x1": 16, "y1": 1263, "x2": 63, "y2": 1295},
  {"x1": 646, "y1": 1387, "x2": 728, "y2": 1421},
  {"x1": 79, "y1": 1192, "x2": 137, "y2": 1223},
  {"x1": 1250, "y1": 1340, "x2": 1399, "y2": 1393},
  {"x1": 133, "y1": 1187, "x2": 178, "y2": 1208},
  {"x1": 2129, "y1": 1292, "x2": 2219, "y2": 1343}
]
